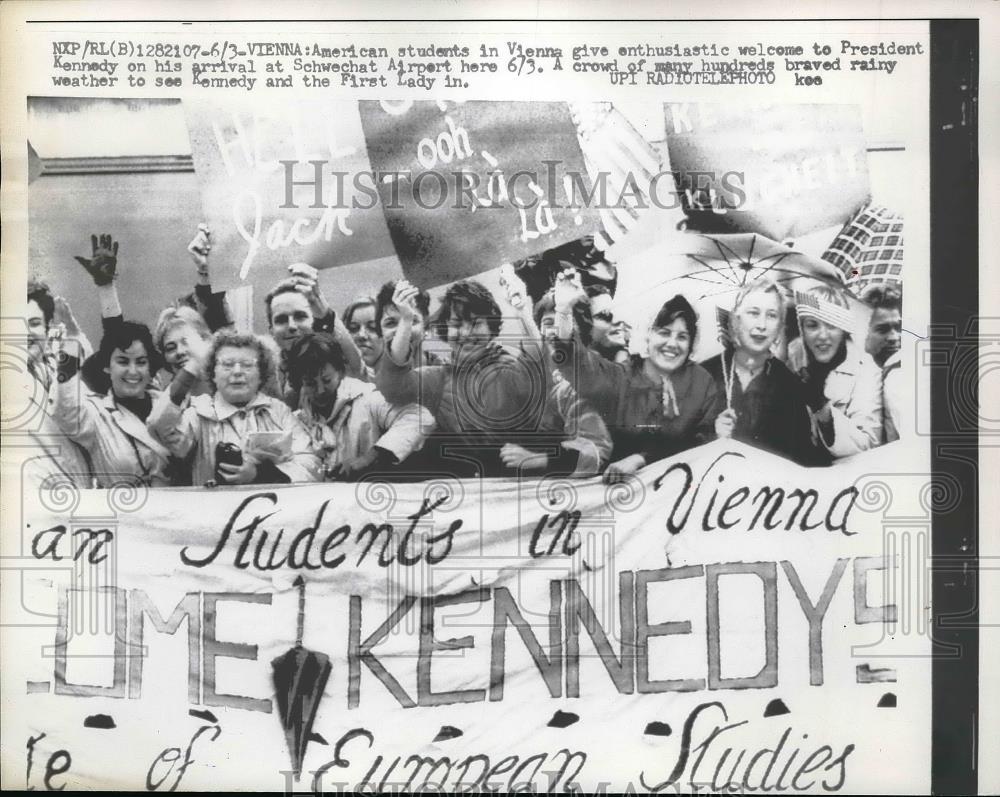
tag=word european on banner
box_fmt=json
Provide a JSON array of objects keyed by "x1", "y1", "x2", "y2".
[
  {"x1": 358, "y1": 100, "x2": 602, "y2": 288},
  {"x1": 14, "y1": 442, "x2": 915, "y2": 792}
]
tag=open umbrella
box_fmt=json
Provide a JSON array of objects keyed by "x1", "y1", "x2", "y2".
[
  {"x1": 820, "y1": 203, "x2": 904, "y2": 294},
  {"x1": 271, "y1": 576, "x2": 332, "y2": 780},
  {"x1": 613, "y1": 232, "x2": 870, "y2": 362}
]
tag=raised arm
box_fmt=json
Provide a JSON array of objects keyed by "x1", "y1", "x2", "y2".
[{"x1": 187, "y1": 224, "x2": 234, "y2": 332}]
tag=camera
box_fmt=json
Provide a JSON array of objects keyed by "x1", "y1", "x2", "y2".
[{"x1": 214, "y1": 442, "x2": 243, "y2": 481}]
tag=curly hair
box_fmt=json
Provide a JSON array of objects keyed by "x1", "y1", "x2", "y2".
[
  {"x1": 205, "y1": 331, "x2": 277, "y2": 395},
  {"x1": 27, "y1": 278, "x2": 55, "y2": 327},
  {"x1": 861, "y1": 283, "x2": 902, "y2": 313},
  {"x1": 432, "y1": 280, "x2": 502, "y2": 342},
  {"x1": 153, "y1": 305, "x2": 210, "y2": 358},
  {"x1": 729, "y1": 278, "x2": 789, "y2": 337},
  {"x1": 374, "y1": 280, "x2": 432, "y2": 333},
  {"x1": 81, "y1": 321, "x2": 162, "y2": 395}
]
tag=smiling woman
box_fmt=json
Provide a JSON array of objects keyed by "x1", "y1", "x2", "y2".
[
  {"x1": 149, "y1": 331, "x2": 320, "y2": 485},
  {"x1": 550, "y1": 271, "x2": 723, "y2": 482},
  {"x1": 701, "y1": 279, "x2": 825, "y2": 466}
]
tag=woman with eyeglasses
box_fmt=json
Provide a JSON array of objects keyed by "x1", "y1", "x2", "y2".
[
  {"x1": 150, "y1": 331, "x2": 320, "y2": 485},
  {"x1": 551, "y1": 269, "x2": 723, "y2": 482},
  {"x1": 701, "y1": 278, "x2": 826, "y2": 466},
  {"x1": 786, "y1": 285, "x2": 883, "y2": 458}
]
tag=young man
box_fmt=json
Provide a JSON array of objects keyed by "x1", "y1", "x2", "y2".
[
  {"x1": 862, "y1": 284, "x2": 904, "y2": 442},
  {"x1": 263, "y1": 262, "x2": 363, "y2": 400}
]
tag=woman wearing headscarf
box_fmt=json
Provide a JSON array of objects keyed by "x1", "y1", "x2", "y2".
[
  {"x1": 701, "y1": 278, "x2": 826, "y2": 466},
  {"x1": 150, "y1": 331, "x2": 320, "y2": 485},
  {"x1": 787, "y1": 284, "x2": 883, "y2": 458},
  {"x1": 551, "y1": 269, "x2": 722, "y2": 482}
]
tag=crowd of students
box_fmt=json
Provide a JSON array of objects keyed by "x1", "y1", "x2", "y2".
[{"x1": 23, "y1": 228, "x2": 904, "y2": 490}]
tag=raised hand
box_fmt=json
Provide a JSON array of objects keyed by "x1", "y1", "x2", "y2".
[
  {"x1": 187, "y1": 224, "x2": 212, "y2": 281},
  {"x1": 391, "y1": 279, "x2": 421, "y2": 325},
  {"x1": 286, "y1": 262, "x2": 331, "y2": 316},
  {"x1": 553, "y1": 267, "x2": 586, "y2": 313},
  {"x1": 498, "y1": 264, "x2": 528, "y2": 310},
  {"x1": 74, "y1": 234, "x2": 119, "y2": 286}
]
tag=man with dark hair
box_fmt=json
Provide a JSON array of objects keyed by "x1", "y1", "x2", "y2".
[
  {"x1": 377, "y1": 278, "x2": 558, "y2": 478},
  {"x1": 263, "y1": 262, "x2": 362, "y2": 397},
  {"x1": 862, "y1": 284, "x2": 902, "y2": 368},
  {"x1": 862, "y1": 283, "x2": 904, "y2": 442}
]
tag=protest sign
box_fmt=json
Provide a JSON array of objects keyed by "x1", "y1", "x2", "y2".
[
  {"x1": 664, "y1": 103, "x2": 872, "y2": 241},
  {"x1": 359, "y1": 100, "x2": 602, "y2": 288},
  {"x1": 184, "y1": 98, "x2": 397, "y2": 286},
  {"x1": 7, "y1": 440, "x2": 928, "y2": 792}
]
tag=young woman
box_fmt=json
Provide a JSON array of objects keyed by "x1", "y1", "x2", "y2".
[
  {"x1": 150, "y1": 332, "x2": 319, "y2": 485},
  {"x1": 374, "y1": 280, "x2": 447, "y2": 367},
  {"x1": 23, "y1": 280, "x2": 94, "y2": 487},
  {"x1": 787, "y1": 284, "x2": 883, "y2": 458},
  {"x1": 376, "y1": 278, "x2": 555, "y2": 478},
  {"x1": 343, "y1": 296, "x2": 385, "y2": 381},
  {"x1": 701, "y1": 279, "x2": 826, "y2": 466},
  {"x1": 552, "y1": 270, "x2": 722, "y2": 482},
  {"x1": 49, "y1": 235, "x2": 174, "y2": 487},
  {"x1": 286, "y1": 332, "x2": 434, "y2": 480}
]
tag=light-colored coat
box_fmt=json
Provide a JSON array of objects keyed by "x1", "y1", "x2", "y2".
[
  {"x1": 788, "y1": 338, "x2": 883, "y2": 458},
  {"x1": 294, "y1": 376, "x2": 434, "y2": 478},
  {"x1": 50, "y1": 374, "x2": 172, "y2": 487},
  {"x1": 14, "y1": 362, "x2": 94, "y2": 488},
  {"x1": 149, "y1": 391, "x2": 320, "y2": 484}
]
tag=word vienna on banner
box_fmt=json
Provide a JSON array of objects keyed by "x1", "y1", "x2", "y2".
[{"x1": 359, "y1": 100, "x2": 602, "y2": 288}]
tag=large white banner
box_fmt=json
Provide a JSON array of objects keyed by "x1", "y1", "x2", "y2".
[{"x1": 5, "y1": 440, "x2": 929, "y2": 792}]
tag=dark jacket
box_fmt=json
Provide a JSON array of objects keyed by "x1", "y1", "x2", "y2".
[
  {"x1": 701, "y1": 352, "x2": 829, "y2": 467},
  {"x1": 552, "y1": 333, "x2": 722, "y2": 464},
  {"x1": 376, "y1": 341, "x2": 558, "y2": 478}
]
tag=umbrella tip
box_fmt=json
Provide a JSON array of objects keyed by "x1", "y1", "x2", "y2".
[{"x1": 293, "y1": 575, "x2": 305, "y2": 587}]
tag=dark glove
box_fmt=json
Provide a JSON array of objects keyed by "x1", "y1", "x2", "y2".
[{"x1": 74, "y1": 234, "x2": 119, "y2": 286}]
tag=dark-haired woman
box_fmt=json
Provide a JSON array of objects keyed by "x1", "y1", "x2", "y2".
[
  {"x1": 286, "y1": 332, "x2": 434, "y2": 480},
  {"x1": 377, "y1": 278, "x2": 553, "y2": 478},
  {"x1": 552, "y1": 270, "x2": 722, "y2": 482},
  {"x1": 49, "y1": 235, "x2": 173, "y2": 487},
  {"x1": 51, "y1": 319, "x2": 173, "y2": 488}
]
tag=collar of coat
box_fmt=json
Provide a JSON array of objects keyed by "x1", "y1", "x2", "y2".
[
  {"x1": 303, "y1": 376, "x2": 374, "y2": 425},
  {"x1": 190, "y1": 391, "x2": 276, "y2": 421},
  {"x1": 96, "y1": 389, "x2": 171, "y2": 459}
]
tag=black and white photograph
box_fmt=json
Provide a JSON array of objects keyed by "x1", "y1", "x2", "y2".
[{"x1": 0, "y1": 4, "x2": 991, "y2": 794}]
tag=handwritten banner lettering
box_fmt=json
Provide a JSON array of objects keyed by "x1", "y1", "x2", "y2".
[{"x1": 9, "y1": 441, "x2": 926, "y2": 792}]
